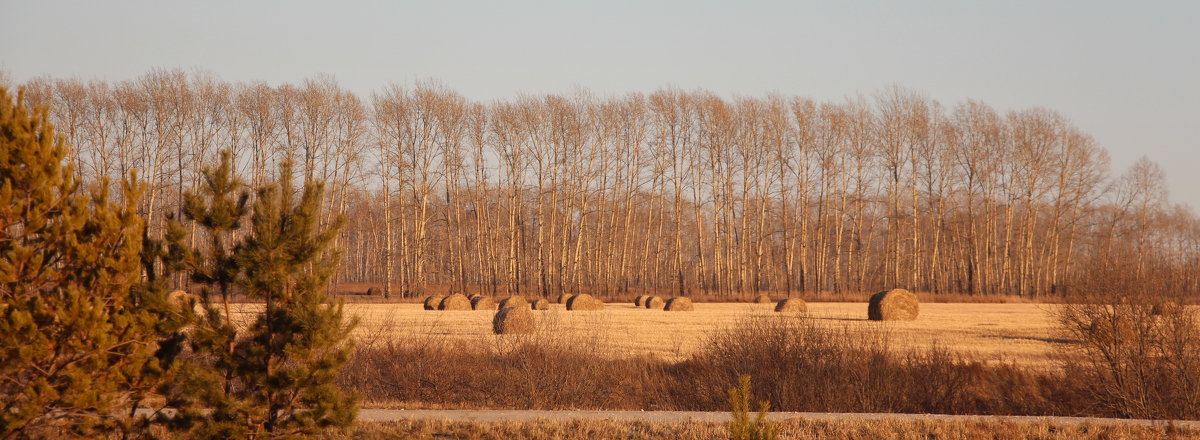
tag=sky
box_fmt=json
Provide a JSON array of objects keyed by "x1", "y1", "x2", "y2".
[{"x1": 2, "y1": 0, "x2": 1198, "y2": 208}]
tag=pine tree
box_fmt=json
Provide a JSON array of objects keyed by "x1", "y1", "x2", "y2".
[
  {"x1": 180, "y1": 153, "x2": 358, "y2": 439},
  {"x1": 0, "y1": 87, "x2": 156, "y2": 437}
]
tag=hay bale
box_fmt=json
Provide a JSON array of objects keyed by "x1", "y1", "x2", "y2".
[
  {"x1": 499, "y1": 296, "x2": 529, "y2": 310},
  {"x1": 634, "y1": 295, "x2": 647, "y2": 307},
  {"x1": 868, "y1": 289, "x2": 919, "y2": 321},
  {"x1": 493, "y1": 307, "x2": 537, "y2": 334},
  {"x1": 531, "y1": 299, "x2": 550, "y2": 310},
  {"x1": 664, "y1": 297, "x2": 694, "y2": 311},
  {"x1": 366, "y1": 287, "x2": 378, "y2": 296},
  {"x1": 471, "y1": 296, "x2": 497, "y2": 310},
  {"x1": 556, "y1": 293, "x2": 574, "y2": 304},
  {"x1": 774, "y1": 298, "x2": 807, "y2": 313},
  {"x1": 423, "y1": 295, "x2": 446, "y2": 311},
  {"x1": 439, "y1": 293, "x2": 472, "y2": 311},
  {"x1": 168, "y1": 290, "x2": 205, "y2": 316},
  {"x1": 566, "y1": 293, "x2": 605, "y2": 311},
  {"x1": 644, "y1": 296, "x2": 664, "y2": 309},
  {"x1": 753, "y1": 294, "x2": 773, "y2": 304}
]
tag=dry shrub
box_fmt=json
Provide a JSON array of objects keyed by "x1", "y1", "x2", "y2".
[
  {"x1": 499, "y1": 296, "x2": 528, "y2": 310},
  {"x1": 664, "y1": 297, "x2": 694, "y2": 311},
  {"x1": 1057, "y1": 254, "x2": 1200, "y2": 419},
  {"x1": 634, "y1": 295, "x2": 647, "y2": 307},
  {"x1": 673, "y1": 316, "x2": 1058, "y2": 415},
  {"x1": 422, "y1": 295, "x2": 445, "y2": 311},
  {"x1": 439, "y1": 293, "x2": 472, "y2": 311},
  {"x1": 530, "y1": 299, "x2": 550, "y2": 310},
  {"x1": 493, "y1": 307, "x2": 537, "y2": 334},
  {"x1": 644, "y1": 296, "x2": 664, "y2": 309},
  {"x1": 752, "y1": 294, "x2": 772, "y2": 304},
  {"x1": 868, "y1": 289, "x2": 919, "y2": 321},
  {"x1": 471, "y1": 296, "x2": 497, "y2": 310},
  {"x1": 774, "y1": 298, "x2": 806, "y2": 313},
  {"x1": 341, "y1": 330, "x2": 669, "y2": 410},
  {"x1": 567, "y1": 293, "x2": 605, "y2": 311}
]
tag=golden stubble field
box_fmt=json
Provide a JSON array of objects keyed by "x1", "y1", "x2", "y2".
[{"x1": 231, "y1": 301, "x2": 1068, "y2": 369}]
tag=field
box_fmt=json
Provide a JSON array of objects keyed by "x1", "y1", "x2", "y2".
[{"x1": 233, "y1": 301, "x2": 1067, "y2": 369}]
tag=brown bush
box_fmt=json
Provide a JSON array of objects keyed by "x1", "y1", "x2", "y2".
[
  {"x1": 499, "y1": 296, "x2": 528, "y2": 310},
  {"x1": 439, "y1": 293, "x2": 472, "y2": 311},
  {"x1": 644, "y1": 296, "x2": 664, "y2": 309},
  {"x1": 493, "y1": 307, "x2": 537, "y2": 334},
  {"x1": 423, "y1": 295, "x2": 445, "y2": 310},
  {"x1": 774, "y1": 298, "x2": 807, "y2": 313},
  {"x1": 752, "y1": 294, "x2": 773, "y2": 304},
  {"x1": 1057, "y1": 256, "x2": 1200, "y2": 419},
  {"x1": 471, "y1": 296, "x2": 497, "y2": 310},
  {"x1": 663, "y1": 297, "x2": 694, "y2": 311},
  {"x1": 566, "y1": 293, "x2": 605, "y2": 311},
  {"x1": 868, "y1": 289, "x2": 919, "y2": 321}
]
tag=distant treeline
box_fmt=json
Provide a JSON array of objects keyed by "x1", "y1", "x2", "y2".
[{"x1": 11, "y1": 69, "x2": 1199, "y2": 298}]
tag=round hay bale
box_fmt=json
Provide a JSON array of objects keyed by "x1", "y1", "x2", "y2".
[
  {"x1": 471, "y1": 296, "x2": 497, "y2": 310},
  {"x1": 644, "y1": 296, "x2": 665, "y2": 309},
  {"x1": 1150, "y1": 301, "x2": 1180, "y2": 316},
  {"x1": 752, "y1": 294, "x2": 773, "y2": 304},
  {"x1": 168, "y1": 290, "x2": 205, "y2": 316},
  {"x1": 774, "y1": 298, "x2": 807, "y2": 313},
  {"x1": 498, "y1": 296, "x2": 529, "y2": 310},
  {"x1": 423, "y1": 295, "x2": 446, "y2": 311},
  {"x1": 566, "y1": 293, "x2": 605, "y2": 311},
  {"x1": 531, "y1": 299, "x2": 550, "y2": 310},
  {"x1": 366, "y1": 287, "x2": 378, "y2": 296},
  {"x1": 634, "y1": 295, "x2": 647, "y2": 307},
  {"x1": 664, "y1": 297, "x2": 694, "y2": 311},
  {"x1": 868, "y1": 289, "x2": 919, "y2": 321},
  {"x1": 493, "y1": 306, "x2": 537, "y2": 334},
  {"x1": 556, "y1": 293, "x2": 575, "y2": 304},
  {"x1": 439, "y1": 293, "x2": 472, "y2": 311}
]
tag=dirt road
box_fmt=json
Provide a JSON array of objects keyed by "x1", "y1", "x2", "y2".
[{"x1": 355, "y1": 409, "x2": 1199, "y2": 428}]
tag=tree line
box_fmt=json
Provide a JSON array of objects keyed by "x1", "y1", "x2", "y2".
[{"x1": 11, "y1": 69, "x2": 1200, "y2": 299}]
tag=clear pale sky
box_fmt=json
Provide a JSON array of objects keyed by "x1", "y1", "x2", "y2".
[{"x1": 2, "y1": 0, "x2": 1197, "y2": 208}]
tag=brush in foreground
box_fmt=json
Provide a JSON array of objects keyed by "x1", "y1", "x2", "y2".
[
  {"x1": 499, "y1": 296, "x2": 528, "y2": 310},
  {"x1": 567, "y1": 293, "x2": 605, "y2": 311},
  {"x1": 868, "y1": 288, "x2": 919, "y2": 321},
  {"x1": 493, "y1": 307, "x2": 536, "y2": 334},
  {"x1": 471, "y1": 296, "x2": 497, "y2": 310},
  {"x1": 423, "y1": 295, "x2": 445, "y2": 311},
  {"x1": 325, "y1": 418, "x2": 1198, "y2": 440},
  {"x1": 774, "y1": 298, "x2": 807, "y2": 313},
  {"x1": 644, "y1": 296, "x2": 664, "y2": 309},
  {"x1": 753, "y1": 294, "x2": 773, "y2": 304},
  {"x1": 531, "y1": 299, "x2": 550, "y2": 310},
  {"x1": 439, "y1": 293, "x2": 472, "y2": 311},
  {"x1": 664, "y1": 297, "x2": 694, "y2": 311}
]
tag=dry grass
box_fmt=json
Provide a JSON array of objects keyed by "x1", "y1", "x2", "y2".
[
  {"x1": 324, "y1": 418, "x2": 1200, "y2": 440},
  {"x1": 272, "y1": 302, "x2": 1068, "y2": 368}
]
